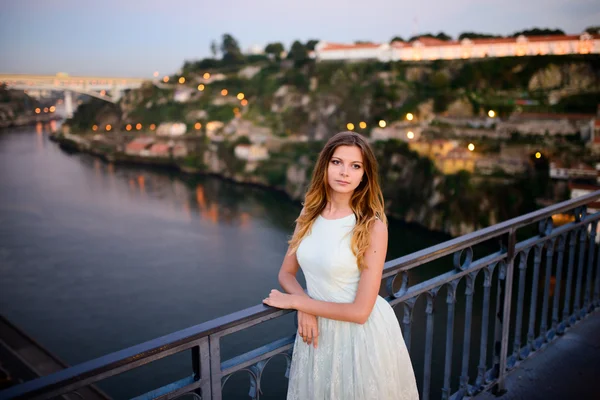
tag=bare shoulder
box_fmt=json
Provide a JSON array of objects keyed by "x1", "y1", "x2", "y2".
[{"x1": 369, "y1": 217, "x2": 388, "y2": 238}]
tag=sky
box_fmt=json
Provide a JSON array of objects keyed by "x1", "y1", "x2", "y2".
[{"x1": 0, "y1": 0, "x2": 598, "y2": 78}]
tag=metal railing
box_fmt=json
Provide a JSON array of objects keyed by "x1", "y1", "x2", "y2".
[{"x1": 2, "y1": 191, "x2": 600, "y2": 400}]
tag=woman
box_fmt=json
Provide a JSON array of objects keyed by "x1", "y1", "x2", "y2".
[{"x1": 263, "y1": 131, "x2": 419, "y2": 399}]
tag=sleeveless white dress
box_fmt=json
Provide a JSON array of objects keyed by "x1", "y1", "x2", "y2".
[{"x1": 287, "y1": 213, "x2": 420, "y2": 400}]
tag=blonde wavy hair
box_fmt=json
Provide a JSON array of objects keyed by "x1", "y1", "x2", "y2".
[{"x1": 288, "y1": 131, "x2": 387, "y2": 270}]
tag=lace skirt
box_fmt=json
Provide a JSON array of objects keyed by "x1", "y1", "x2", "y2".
[{"x1": 286, "y1": 296, "x2": 420, "y2": 400}]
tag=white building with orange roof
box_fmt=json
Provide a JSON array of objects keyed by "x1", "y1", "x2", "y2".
[
  {"x1": 125, "y1": 137, "x2": 155, "y2": 156},
  {"x1": 313, "y1": 33, "x2": 599, "y2": 62}
]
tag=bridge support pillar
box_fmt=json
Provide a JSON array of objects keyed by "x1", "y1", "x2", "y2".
[
  {"x1": 111, "y1": 86, "x2": 122, "y2": 102},
  {"x1": 64, "y1": 90, "x2": 73, "y2": 119}
]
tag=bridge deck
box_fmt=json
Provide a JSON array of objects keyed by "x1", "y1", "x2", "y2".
[
  {"x1": 473, "y1": 309, "x2": 600, "y2": 400},
  {"x1": 0, "y1": 315, "x2": 110, "y2": 399}
]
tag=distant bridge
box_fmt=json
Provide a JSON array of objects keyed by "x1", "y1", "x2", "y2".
[{"x1": 0, "y1": 74, "x2": 147, "y2": 117}]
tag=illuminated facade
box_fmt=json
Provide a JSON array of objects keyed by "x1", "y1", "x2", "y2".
[{"x1": 314, "y1": 33, "x2": 599, "y2": 62}]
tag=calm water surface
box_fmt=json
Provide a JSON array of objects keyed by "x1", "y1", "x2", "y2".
[{"x1": 0, "y1": 124, "x2": 452, "y2": 398}]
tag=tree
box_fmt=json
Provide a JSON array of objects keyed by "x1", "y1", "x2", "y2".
[
  {"x1": 305, "y1": 40, "x2": 320, "y2": 51},
  {"x1": 220, "y1": 33, "x2": 244, "y2": 64},
  {"x1": 210, "y1": 40, "x2": 218, "y2": 58},
  {"x1": 458, "y1": 32, "x2": 502, "y2": 40},
  {"x1": 408, "y1": 32, "x2": 452, "y2": 42},
  {"x1": 264, "y1": 42, "x2": 285, "y2": 60},
  {"x1": 585, "y1": 26, "x2": 600, "y2": 34},
  {"x1": 288, "y1": 41, "x2": 309, "y2": 66},
  {"x1": 390, "y1": 36, "x2": 405, "y2": 43},
  {"x1": 512, "y1": 28, "x2": 565, "y2": 37},
  {"x1": 435, "y1": 32, "x2": 453, "y2": 41}
]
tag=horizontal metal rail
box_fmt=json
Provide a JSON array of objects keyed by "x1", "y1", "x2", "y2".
[{"x1": 2, "y1": 190, "x2": 600, "y2": 400}]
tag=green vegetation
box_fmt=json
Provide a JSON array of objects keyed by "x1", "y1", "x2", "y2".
[{"x1": 61, "y1": 30, "x2": 600, "y2": 235}]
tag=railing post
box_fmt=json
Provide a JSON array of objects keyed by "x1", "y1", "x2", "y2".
[
  {"x1": 210, "y1": 335, "x2": 222, "y2": 400},
  {"x1": 496, "y1": 229, "x2": 517, "y2": 393}
]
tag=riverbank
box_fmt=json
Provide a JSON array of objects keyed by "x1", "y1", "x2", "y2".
[
  {"x1": 50, "y1": 130, "x2": 301, "y2": 204},
  {"x1": 0, "y1": 114, "x2": 60, "y2": 130}
]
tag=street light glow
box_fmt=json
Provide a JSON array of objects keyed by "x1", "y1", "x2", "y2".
[
  {"x1": 106, "y1": 124, "x2": 112, "y2": 132},
  {"x1": 163, "y1": 76, "x2": 169, "y2": 83},
  {"x1": 241, "y1": 99, "x2": 248, "y2": 106},
  {"x1": 221, "y1": 89, "x2": 228, "y2": 96},
  {"x1": 195, "y1": 122, "x2": 201, "y2": 130},
  {"x1": 203, "y1": 72, "x2": 211, "y2": 79},
  {"x1": 407, "y1": 131, "x2": 415, "y2": 139},
  {"x1": 488, "y1": 110, "x2": 496, "y2": 118},
  {"x1": 136, "y1": 123, "x2": 142, "y2": 130},
  {"x1": 347, "y1": 123, "x2": 355, "y2": 131},
  {"x1": 468, "y1": 143, "x2": 475, "y2": 151},
  {"x1": 379, "y1": 120, "x2": 387, "y2": 128},
  {"x1": 197, "y1": 84, "x2": 205, "y2": 91},
  {"x1": 126, "y1": 124, "x2": 132, "y2": 131},
  {"x1": 406, "y1": 113, "x2": 414, "y2": 121},
  {"x1": 359, "y1": 121, "x2": 367, "y2": 129},
  {"x1": 535, "y1": 152, "x2": 542, "y2": 159},
  {"x1": 237, "y1": 93, "x2": 245, "y2": 100},
  {"x1": 178, "y1": 77, "x2": 185, "y2": 84}
]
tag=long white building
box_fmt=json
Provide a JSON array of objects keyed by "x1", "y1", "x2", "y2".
[{"x1": 314, "y1": 33, "x2": 599, "y2": 62}]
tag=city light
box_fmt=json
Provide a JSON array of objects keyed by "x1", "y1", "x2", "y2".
[
  {"x1": 106, "y1": 124, "x2": 112, "y2": 132},
  {"x1": 379, "y1": 120, "x2": 387, "y2": 128},
  {"x1": 488, "y1": 110, "x2": 496, "y2": 118},
  {"x1": 35, "y1": 108, "x2": 41, "y2": 114},
  {"x1": 468, "y1": 143, "x2": 475, "y2": 151},
  {"x1": 126, "y1": 124, "x2": 132, "y2": 131},
  {"x1": 163, "y1": 76, "x2": 169, "y2": 83},
  {"x1": 359, "y1": 121, "x2": 367, "y2": 129},
  {"x1": 237, "y1": 93, "x2": 245, "y2": 100},
  {"x1": 49, "y1": 106, "x2": 56, "y2": 112},
  {"x1": 535, "y1": 152, "x2": 542, "y2": 159},
  {"x1": 195, "y1": 122, "x2": 202, "y2": 130},
  {"x1": 203, "y1": 72, "x2": 211, "y2": 80},
  {"x1": 347, "y1": 123, "x2": 355, "y2": 131},
  {"x1": 221, "y1": 89, "x2": 228, "y2": 96},
  {"x1": 92, "y1": 125, "x2": 98, "y2": 131},
  {"x1": 43, "y1": 107, "x2": 49, "y2": 113},
  {"x1": 241, "y1": 99, "x2": 248, "y2": 106},
  {"x1": 197, "y1": 84, "x2": 205, "y2": 91},
  {"x1": 407, "y1": 131, "x2": 415, "y2": 139},
  {"x1": 100, "y1": 90, "x2": 106, "y2": 96},
  {"x1": 136, "y1": 123, "x2": 142, "y2": 130},
  {"x1": 406, "y1": 113, "x2": 414, "y2": 121},
  {"x1": 150, "y1": 124, "x2": 156, "y2": 130},
  {"x1": 153, "y1": 71, "x2": 159, "y2": 77},
  {"x1": 178, "y1": 77, "x2": 185, "y2": 84}
]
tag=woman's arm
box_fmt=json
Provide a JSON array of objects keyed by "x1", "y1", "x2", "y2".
[
  {"x1": 278, "y1": 210, "x2": 310, "y2": 298},
  {"x1": 264, "y1": 218, "x2": 388, "y2": 325}
]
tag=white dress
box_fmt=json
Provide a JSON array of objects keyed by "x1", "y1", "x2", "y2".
[{"x1": 287, "y1": 213, "x2": 420, "y2": 400}]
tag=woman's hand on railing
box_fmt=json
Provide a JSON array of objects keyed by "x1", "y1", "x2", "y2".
[{"x1": 264, "y1": 289, "x2": 319, "y2": 348}]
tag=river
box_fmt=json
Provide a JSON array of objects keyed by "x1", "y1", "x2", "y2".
[{"x1": 0, "y1": 124, "x2": 458, "y2": 398}]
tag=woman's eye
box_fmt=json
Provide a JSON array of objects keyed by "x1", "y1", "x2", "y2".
[
  {"x1": 332, "y1": 160, "x2": 340, "y2": 165},
  {"x1": 353, "y1": 164, "x2": 361, "y2": 169}
]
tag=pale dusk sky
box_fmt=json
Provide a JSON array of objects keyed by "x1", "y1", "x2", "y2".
[{"x1": 0, "y1": 0, "x2": 598, "y2": 77}]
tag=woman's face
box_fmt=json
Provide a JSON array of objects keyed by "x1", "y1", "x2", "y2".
[{"x1": 327, "y1": 145, "x2": 365, "y2": 194}]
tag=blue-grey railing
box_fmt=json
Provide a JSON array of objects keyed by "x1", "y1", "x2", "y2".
[{"x1": 2, "y1": 191, "x2": 600, "y2": 400}]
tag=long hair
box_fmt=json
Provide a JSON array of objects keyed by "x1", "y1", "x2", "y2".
[{"x1": 288, "y1": 131, "x2": 387, "y2": 270}]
